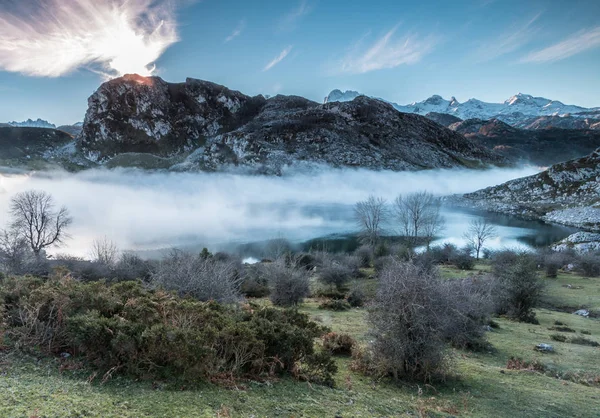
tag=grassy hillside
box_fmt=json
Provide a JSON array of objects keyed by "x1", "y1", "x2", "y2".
[{"x1": 1, "y1": 265, "x2": 599, "y2": 417}]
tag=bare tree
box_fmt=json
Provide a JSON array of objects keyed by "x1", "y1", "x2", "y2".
[
  {"x1": 9, "y1": 190, "x2": 72, "y2": 257},
  {"x1": 91, "y1": 237, "x2": 119, "y2": 266},
  {"x1": 354, "y1": 196, "x2": 387, "y2": 247},
  {"x1": 464, "y1": 218, "x2": 497, "y2": 259},
  {"x1": 394, "y1": 192, "x2": 444, "y2": 248}
]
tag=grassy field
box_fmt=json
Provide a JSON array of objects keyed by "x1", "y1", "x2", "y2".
[{"x1": 1, "y1": 265, "x2": 599, "y2": 417}]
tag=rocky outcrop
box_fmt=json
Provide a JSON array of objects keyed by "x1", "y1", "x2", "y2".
[
  {"x1": 79, "y1": 75, "x2": 505, "y2": 173},
  {"x1": 552, "y1": 232, "x2": 600, "y2": 253},
  {"x1": 80, "y1": 74, "x2": 266, "y2": 162},
  {"x1": 461, "y1": 148, "x2": 600, "y2": 231},
  {"x1": 449, "y1": 118, "x2": 600, "y2": 166}
]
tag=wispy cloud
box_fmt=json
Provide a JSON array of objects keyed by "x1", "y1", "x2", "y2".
[
  {"x1": 521, "y1": 26, "x2": 600, "y2": 63},
  {"x1": 278, "y1": 0, "x2": 311, "y2": 31},
  {"x1": 337, "y1": 25, "x2": 437, "y2": 74},
  {"x1": 263, "y1": 46, "x2": 293, "y2": 71},
  {"x1": 224, "y1": 19, "x2": 246, "y2": 43},
  {"x1": 472, "y1": 14, "x2": 541, "y2": 62}
]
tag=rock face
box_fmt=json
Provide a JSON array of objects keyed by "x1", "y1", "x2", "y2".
[
  {"x1": 80, "y1": 75, "x2": 504, "y2": 173},
  {"x1": 461, "y1": 148, "x2": 600, "y2": 231},
  {"x1": 80, "y1": 74, "x2": 266, "y2": 162},
  {"x1": 553, "y1": 232, "x2": 600, "y2": 253},
  {"x1": 325, "y1": 90, "x2": 600, "y2": 127},
  {"x1": 449, "y1": 118, "x2": 600, "y2": 166}
]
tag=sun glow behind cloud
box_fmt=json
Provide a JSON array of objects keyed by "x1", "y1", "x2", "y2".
[{"x1": 0, "y1": 0, "x2": 179, "y2": 78}]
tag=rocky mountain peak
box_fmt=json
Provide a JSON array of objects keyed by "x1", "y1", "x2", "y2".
[{"x1": 80, "y1": 75, "x2": 266, "y2": 162}]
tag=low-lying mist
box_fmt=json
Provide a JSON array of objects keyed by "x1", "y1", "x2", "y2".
[{"x1": 0, "y1": 166, "x2": 540, "y2": 257}]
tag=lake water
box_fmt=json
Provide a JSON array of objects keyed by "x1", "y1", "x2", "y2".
[{"x1": 0, "y1": 166, "x2": 572, "y2": 258}]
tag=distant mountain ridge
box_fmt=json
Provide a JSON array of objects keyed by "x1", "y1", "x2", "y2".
[
  {"x1": 325, "y1": 90, "x2": 600, "y2": 127},
  {"x1": 7, "y1": 118, "x2": 56, "y2": 129}
]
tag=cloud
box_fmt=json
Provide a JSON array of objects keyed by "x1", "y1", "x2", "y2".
[
  {"x1": 278, "y1": 0, "x2": 311, "y2": 31},
  {"x1": 337, "y1": 25, "x2": 437, "y2": 74},
  {"x1": 0, "y1": 0, "x2": 180, "y2": 78},
  {"x1": 263, "y1": 46, "x2": 293, "y2": 71},
  {"x1": 225, "y1": 19, "x2": 246, "y2": 43},
  {"x1": 472, "y1": 14, "x2": 541, "y2": 62},
  {"x1": 521, "y1": 26, "x2": 600, "y2": 63},
  {"x1": 0, "y1": 166, "x2": 538, "y2": 257}
]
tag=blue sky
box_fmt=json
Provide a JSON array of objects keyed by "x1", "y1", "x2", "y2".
[{"x1": 1, "y1": 0, "x2": 599, "y2": 125}]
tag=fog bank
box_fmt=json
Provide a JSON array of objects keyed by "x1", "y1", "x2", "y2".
[{"x1": 0, "y1": 166, "x2": 539, "y2": 256}]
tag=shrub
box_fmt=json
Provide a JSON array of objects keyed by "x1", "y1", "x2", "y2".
[
  {"x1": 576, "y1": 254, "x2": 600, "y2": 277},
  {"x1": 491, "y1": 250, "x2": 519, "y2": 277},
  {"x1": 451, "y1": 252, "x2": 476, "y2": 270},
  {"x1": 551, "y1": 334, "x2": 567, "y2": 342},
  {"x1": 569, "y1": 337, "x2": 599, "y2": 347},
  {"x1": 240, "y1": 265, "x2": 270, "y2": 298},
  {"x1": 312, "y1": 288, "x2": 346, "y2": 300},
  {"x1": 373, "y1": 255, "x2": 395, "y2": 274},
  {"x1": 346, "y1": 285, "x2": 366, "y2": 307},
  {"x1": 151, "y1": 250, "x2": 242, "y2": 303},
  {"x1": 113, "y1": 252, "x2": 155, "y2": 282},
  {"x1": 492, "y1": 252, "x2": 544, "y2": 323},
  {"x1": 374, "y1": 242, "x2": 390, "y2": 258},
  {"x1": 319, "y1": 299, "x2": 351, "y2": 311},
  {"x1": 0, "y1": 277, "x2": 336, "y2": 385},
  {"x1": 367, "y1": 261, "x2": 492, "y2": 382},
  {"x1": 506, "y1": 357, "x2": 545, "y2": 372},
  {"x1": 318, "y1": 265, "x2": 352, "y2": 291},
  {"x1": 428, "y1": 244, "x2": 458, "y2": 264},
  {"x1": 322, "y1": 332, "x2": 356, "y2": 355},
  {"x1": 368, "y1": 262, "x2": 450, "y2": 381},
  {"x1": 262, "y1": 259, "x2": 310, "y2": 307},
  {"x1": 441, "y1": 277, "x2": 494, "y2": 350},
  {"x1": 354, "y1": 245, "x2": 373, "y2": 268},
  {"x1": 548, "y1": 326, "x2": 575, "y2": 333}
]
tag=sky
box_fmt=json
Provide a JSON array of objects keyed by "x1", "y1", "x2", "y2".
[{"x1": 0, "y1": 0, "x2": 599, "y2": 126}]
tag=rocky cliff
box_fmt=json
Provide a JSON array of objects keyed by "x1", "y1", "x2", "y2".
[
  {"x1": 79, "y1": 75, "x2": 505, "y2": 173},
  {"x1": 461, "y1": 148, "x2": 600, "y2": 231}
]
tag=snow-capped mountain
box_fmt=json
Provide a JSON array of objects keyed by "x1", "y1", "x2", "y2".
[
  {"x1": 7, "y1": 118, "x2": 56, "y2": 129},
  {"x1": 324, "y1": 90, "x2": 600, "y2": 126}
]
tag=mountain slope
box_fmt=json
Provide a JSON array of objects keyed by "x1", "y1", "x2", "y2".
[
  {"x1": 461, "y1": 148, "x2": 600, "y2": 231},
  {"x1": 425, "y1": 112, "x2": 462, "y2": 127},
  {"x1": 449, "y1": 119, "x2": 600, "y2": 166},
  {"x1": 324, "y1": 90, "x2": 600, "y2": 127},
  {"x1": 79, "y1": 75, "x2": 505, "y2": 174},
  {"x1": 0, "y1": 127, "x2": 76, "y2": 169}
]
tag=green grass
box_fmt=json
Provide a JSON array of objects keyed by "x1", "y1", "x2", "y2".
[{"x1": 2, "y1": 264, "x2": 600, "y2": 417}]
